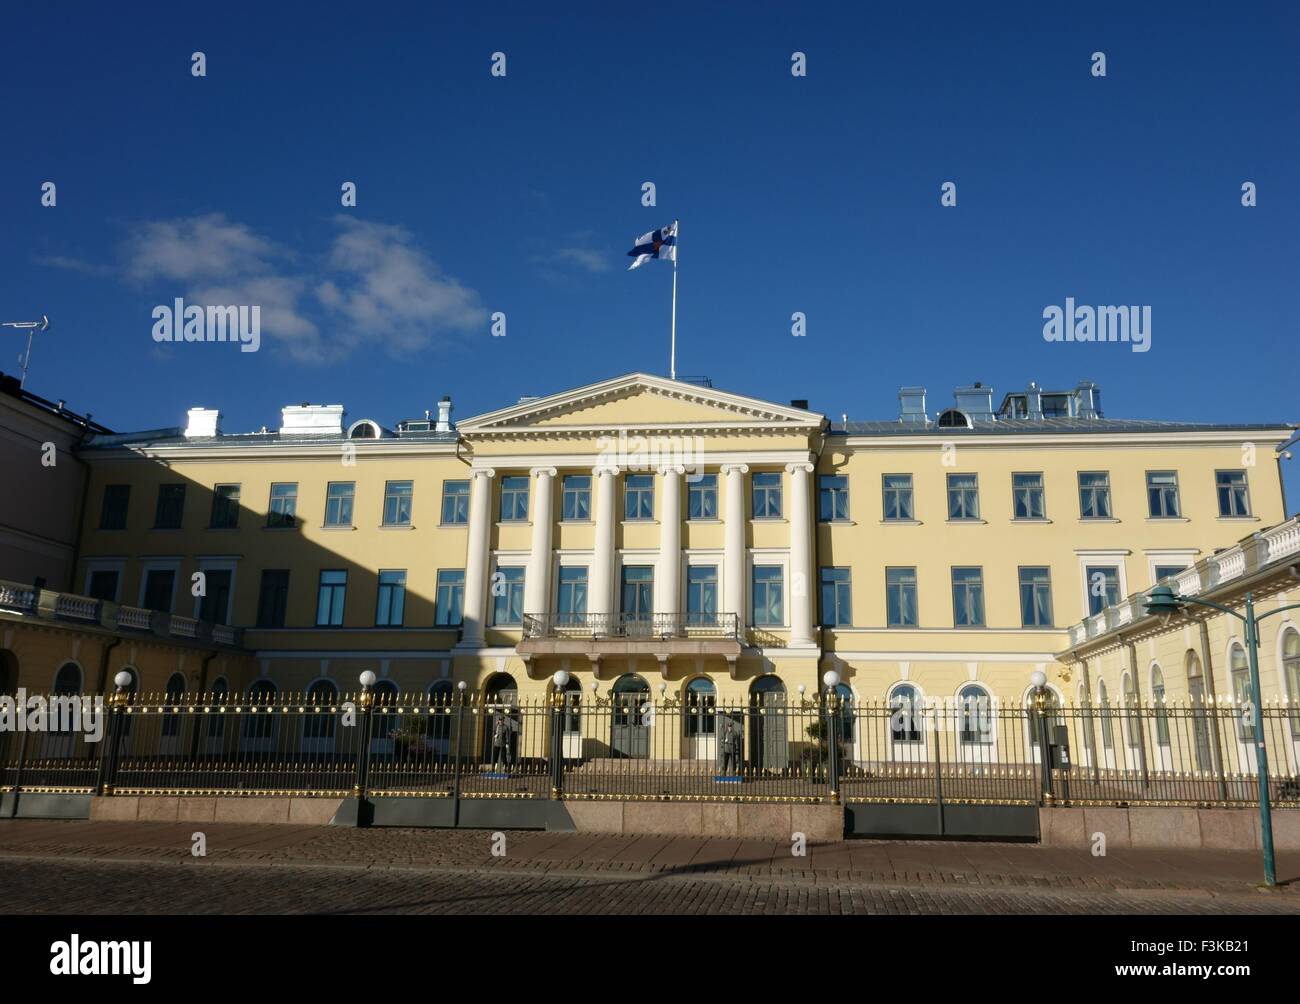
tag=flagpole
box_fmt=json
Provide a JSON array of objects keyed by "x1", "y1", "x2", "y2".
[{"x1": 670, "y1": 219, "x2": 678, "y2": 380}]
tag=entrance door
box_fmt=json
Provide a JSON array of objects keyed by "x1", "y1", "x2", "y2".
[
  {"x1": 482, "y1": 673, "x2": 519, "y2": 763},
  {"x1": 610, "y1": 673, "x2": 650, "y2": 758},
  {"x1": 749, "y1": 676, "x2": 787, "y2": 770}
]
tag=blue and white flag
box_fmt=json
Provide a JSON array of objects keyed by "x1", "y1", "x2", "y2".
[{"x1": 627, "y1": 221, "x2": 677, "y2": 270}]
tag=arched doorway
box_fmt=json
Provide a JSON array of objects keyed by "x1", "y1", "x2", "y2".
[
  {"x1": 1185, "y1": 651, "x2": 1212, "y2": 771},
  {"x1": 302, "y1": 679, "x2": 339, "y2": 754},
  {"x1": 160, "y1": 671, "x2": 187, "y2": 754},
  {"x1": 749, "y1": 675, "x2": 787, "y2": 770},
  {"x1": 556, "y1": 676, "x2": 583, "y2": 760},
  {"x1": 610, "y1": 673, "x2": 650, "y2": 758},
  {"x1": 370, "y1": 679, "x2": 399, "y2": 756},
  {"x1": 44, "y1": 662, "x2": 84, "y2": 758},
  {"x1": 241, "y1": 679, "x2": 278, "y2": 753},
  {"x1": 0, "y1": 648, "x2": 16, "y2": 696},
  {"x1": 482, "y1": 673, "x2": 519, "y2": 765},
  {"x1": 683, "y1": 677, "x2": 716, "y2": 761},
  {"x1": 429, "y1": 681, "x2": 455, "y2": 757}
]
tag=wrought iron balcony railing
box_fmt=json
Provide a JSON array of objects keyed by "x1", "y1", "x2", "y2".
[{"x1": 522, "y1": 611, "x2": 741, "y2": 641}]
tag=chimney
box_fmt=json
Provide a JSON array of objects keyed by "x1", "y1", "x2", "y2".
[
  {"x1": 953, "y1": 383, "x2": 994, "y2": 421},
  {"x1": 1026, "y1": 381, "x2": 1043, "y2": 419},
  {"x1": 790, "y1": 398, "x2": 809, "y2": 410},
  {"x1": 435, "y1": 395, "x2": 454, "y2": 433},
  {"x1": 279, "y1": 404, "x2": 345, "y2": 436},
  {"x1": 898, "y1": 386, "x2": 928, "y2": 425},
  {"x1": 1074, "y1": 380, "x2": 1102, "y2": 419},
  {"x1": 184, "y1": 407, "x2": 221, "y2": 438}
]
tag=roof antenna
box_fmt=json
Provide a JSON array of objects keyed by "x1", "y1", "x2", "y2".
[{"x1": 0, "y1": 315, "x2": 50, "y2": 388}]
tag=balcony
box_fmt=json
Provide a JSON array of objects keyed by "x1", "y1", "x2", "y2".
[{"x1": 517, "y1": 612, "x2": 744, "y2": 675}]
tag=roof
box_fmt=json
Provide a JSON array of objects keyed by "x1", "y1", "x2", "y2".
[
  {"x1": 0, "y1": 370, "x2": 113, "y2": 435},
  {"x1": 833, "y1": 416, "x2": 1295, "y2": 437}
]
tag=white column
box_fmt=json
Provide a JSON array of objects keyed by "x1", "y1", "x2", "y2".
[
  {"x1": 458, "y1": 467, "x2": 495, "y2": 648},
  {"x1": 786, "y1": 461, "x2": 816, "y2": 648},
  {"x1": 721, "y1": 464, "x2": 749, "y2": 628},
  {"x1": 655, "y1": 466, "x2": 683, "y2": 628},
  {"x1": 523, "y1": 467, "x2": 557, "y2": 620},
  {"x1": 589, "y1": 466, "x2": 617, "y2": 623}
]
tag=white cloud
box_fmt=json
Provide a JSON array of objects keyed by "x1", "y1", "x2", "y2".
[
  {"x1": 551, "y1": 247, "x2": 611, "y2": 273},
  {"x1": 81, "y1": 213, "x2": 486, "y2": 363}
]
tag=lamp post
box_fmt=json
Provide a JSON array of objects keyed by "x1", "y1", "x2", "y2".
[
  {"x1": 822, "y1": 670, "x2": 841, "y2": 803},
  {"x1": 550, "y1": 670, "x2": 570, "y2": 797},
  {"x1": 1144, "y1": 584, "x2": 1300, "y2": 888},
  {"x1": 1029, "y1": 669, "x2": 1054, "y2": 805}
]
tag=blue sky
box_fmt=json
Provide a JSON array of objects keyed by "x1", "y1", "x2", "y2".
[{"x1": 3, "y1": 2, "x2": 1298, "y2": 503}]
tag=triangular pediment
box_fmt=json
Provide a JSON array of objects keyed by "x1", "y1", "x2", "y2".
[{"x1": 457, "y1": 373, "x2": 824, "y2": 437}]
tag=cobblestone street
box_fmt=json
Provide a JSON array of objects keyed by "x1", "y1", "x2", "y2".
[{"x1": 0, "y1": 821, "x2": 1297, "y2": 914}]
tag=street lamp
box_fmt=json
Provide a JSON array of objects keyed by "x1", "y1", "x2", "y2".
[
  {"x1": 1143, "y1": 584, "x2": 1300, "y2": 887},
  {"x1": 358, "y1": 670, "x2": 377, "y2": 689}
]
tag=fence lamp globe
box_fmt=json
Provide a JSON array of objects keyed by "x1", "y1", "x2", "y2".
[
  {"x1": 552, "y1": 669, "x2": 570, "y2": 689},
  {"x1": 1029, "y1": 669, "x2": 1047, "y2": 691},
  {"x1": 822, "y1": 670, "x2": 840, "y2": 690},
  {"x1": 113, "y1": 670, "x2": 133, "y2": 690},
  {"x1": 359, "y1": 670, "x2": 377, "y2": 689}
]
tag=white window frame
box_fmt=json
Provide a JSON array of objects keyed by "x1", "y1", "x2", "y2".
[
  {"x1": 138, "y1": 557, "x2": 183, "y2": 612},
  {"x1": 83, "y1": 558, "x2": 126, "y2": 603},
  {"x1": 192, "y1": 557, "x2": 239, "y2": 624}
]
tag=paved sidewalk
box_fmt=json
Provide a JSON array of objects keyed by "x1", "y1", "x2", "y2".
[{"x1": 0, "y1": 819, "x2": 1294, "y2": 897}]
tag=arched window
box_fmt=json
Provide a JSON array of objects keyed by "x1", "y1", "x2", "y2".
[
  {"x1": 958, "y1": 684, "x2": 992, "y2": 744},
  {"x1": 484, "y1": 672, "x2": 518, "y2": 707},
  {"x1": 53, "y1": 662, "x2": 82, "y2": 695},
  {"x1": 372, "y1": 679, "x2": 399, "y2": 746},
  {"x1": 429, "y1": 680, "x2": 455, "y2": 747},
  {"x1": 161, "y1": 671, "x2": 187, "y2": 738},
  {"x1": 1284, "y1": 629, "x2": 1300, "y2": 738},
  {"x1": 684, "y1": 677, "x2": 715, "y2": 737},
  {"x1": 1229, "y1": 643, "x2": 1253, "y2": 740},
  {"x1": 1121, "y1": 672, "x2": 1139, "y2": 750},
  {"x1": 207, "y1": 677, "x2": 229, "y2": 739},
  {"x1": 937, "y1": 409, "x2": 971, "y2": 429},
  {"x1": 889, "y1": 684, "x2": 921, "y2": 743},
  {"x1": 242, "y1": 679, "x2": 278, "y2": 740},
  {"x1": 1184, "y1": 651, "x2": 1213, "y2": 770},
  {"x1": 304, "y1": 679, "x2": 339, "y2": 741},
  {"x1": 833, "y1": 682, "x2": 855, "y2": 743},
  {"x1": 1150, "y1": 665, "x2": 1169, "y2": 746},
  {"x1": 347, "y1": 419, "x2": 381, "y2": 439},
  {"x1": 1097, "y1": 680, "x2": 1114, "y2": 751}
]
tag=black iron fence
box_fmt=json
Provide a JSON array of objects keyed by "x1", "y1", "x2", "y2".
[{"x1": 3, "y1": 690, "x2": 1299, "y2": 808}]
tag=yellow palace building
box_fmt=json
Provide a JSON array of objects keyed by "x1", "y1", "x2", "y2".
[{"x1": 2, "y1": 371, "x2": 1298, "y2": 729}]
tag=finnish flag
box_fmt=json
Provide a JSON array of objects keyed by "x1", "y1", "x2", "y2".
[{"x1": 627, "y1": 222, "x2": 677, "y2": 270}]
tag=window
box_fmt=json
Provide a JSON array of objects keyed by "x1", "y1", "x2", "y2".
[
  {"x1": 499, "y1": 476, "x2": 529, "y2": 521},
  {"x1": 946, "y1": 474, "x2": 979, "y2": 520},
  {"x1": 1216, "y1": 470, "x2": 1251, "y2": 517},
  {"x1": 1041, "y1": 394, "x2": 1070, "y2": 418},
  {"x1": 951, "y1": 567, "x2": 985, "y2": 626},
  {"x1": 1284, "y1": 630, "x2": 1300, "y2": 738},
  {"x1": 492, "y1": 567, "x2": 525, "y2": 625},
  {"x1": 890, "y1": 685, "x2": 921, "y2": 742},
  {"x1": 886, "y1": 567, "x2": 918, "y2": 627},
  {"x1": 267, "y1": 483, "x2": 297, "y2": 527},
  {"x1": 325, "y1": 483, "x2": 355, "y2": 527},
  {"x1": 1230, "y1": 643, "x2": 1254, "y2": 740},
  {"x1": 1085, "y1": 566, "x2": 1121, "y2": 615},
  {"x1": 382, "y1": 481, "x2": 413, "y2": 526},
  {"x1": 624, "y1": 474, "x2": 654, "y2": 520},
  {"x1": 751, "y1": 472, "x2": 783, "y2": 518},
  {"x1": 1122, "y1": 673, "x2": 1140, "y2": 749},
  {"x1": 684, "y1": 678, "x2": 716, "y2": 737},
  {"x1": 621, "y1": 566, "x2": 654, "y2": 622},
  {"x1": 882, "y1": 475, "x2": 914, "y2": 521},
  {"x1": 1078, "y1": 472, "x2": 1112, "y2": 519},
  {"x1": 1018, "y1": 567, "x2": 1053, "y2": 627},
  {"x1": 958, "y1": 685, "x2": 993, "y2": 744},
  {"x1": 435, "y1": 570, "x2": 464, "y2": 626},
  {"x1": 256, "y1": 570, "x2": 290, "y2": 628},
  {"x1": 1151, "y1": 666, "x2": 1169, "y2": 746},
  {"x1": 1153, "y1": 565, "x2": 1186, "y2": 583},
  {"x1": 142, "y1": 568, "x2": 176, "y2": 612},
  {"x1": 304, "y1": 680, "x2": 338, "y2": 741},
  {"x1": 316, "y1": 570, "x2": 347, "y2": 626},
  {"x1": 1146, "y1": 471, "x2": 1181, "y2": 518},
  {"x1": 818, "y1": 475, "x2": 850, "y2": 521},
  {"x1": 820, "y1": 567, "x2": 852, "y2": 627},
  {"x1": 375, "y1": 570, "x2": 406, "y2": 626},
  {"x1": 198, "y1": 569, "x2": 233, "y2": 624},
  {"x1": 87, "y1": 569, "x2": 120, "y2": 602},
  {"x1": 1012, "y1": 473, "x2": 1045, "y2": 519},
  {"x1": 556, "y1": 567, "x2": 588, "y2": 624},
  {"x1": 160, "y1": 672, "x2": 187, "y2": 738},
  {"x1": 688, "y1": 474, "x2": 717, "y2": 520},
  {"x1": 154, "y1": 484, "x2": 186, "y2": 529},
  {"x1": 242, "y1": 680, "x2": 277, "y2": 741},
  {"x1": 209, "y1": 484, "x2": 240, "y2": 529},
  {"x1": 562, "y1": 475, "x2": 591, "y2": 521},
  {"x1": 751, "y1": 565, "x2": 784, "y2": 626},
  {"x1": 686, "y1": 566, "x2": 718, "y2": 626},
  {"x1": 100, "y1": 485, "x2": 130, "y2": 529},
  {"x1": 441, "y1": 480, "x2": 470, "y2": 525}
]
